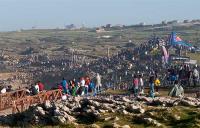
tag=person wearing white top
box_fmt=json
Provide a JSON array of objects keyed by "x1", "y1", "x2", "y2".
[
  {"x1": 139, "y1": 75, "x2": 144, "y2": 94},
  {"x1": 34, "y1": 84, "x2": 39, "y2": 94},
  {"x1": 96, "y1": 73, "x2": 102, "y2": 93},
  {"x1": 80, "y1": 78, "x2": 85, "y2": 95}
]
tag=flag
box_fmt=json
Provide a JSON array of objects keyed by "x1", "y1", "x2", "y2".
[{"x1": 169, "y1": 32, "x2": 192, "y2": 47}]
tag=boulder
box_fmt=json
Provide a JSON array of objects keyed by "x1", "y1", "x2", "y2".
[
  {"x1": 104, "y1": 117, "x2": 112, "y2": 121},
  {"x1": 54, "y1": 109, "x2": 62, "y2": 116},
  {"x1": 137, "y1": 96, "x2": 153, "y2": 103},
  {"x1": 44, "y1": 100, "x2": 52, "y2": 110},
  {"x1": 112, "y1": 122, "x2": 121, "y2": 128},
  {"x1": 114, "y1": 116, "x2": 119, "y2": 121},
  {"x1": 35, "y1": 106, "x2": 46, "y2": 116},
  {"x1": 51, "y1": 116, "x2": 66, "y2": 125},
  {"x1": 91, "y1": 123, "x2": 101, "y2": 128},
  {"x1": 98, "y1": 109, "x2": 106, "y2": 113},
  {"x1": 127, "y1": 105, "x2": 145, "y2": 114},
  {"x1": 122, "y1": 110, "x2": 129, "y2": 115},
  {"x1": 122, "y1": 97, "x2": 131, "y2": 103},
  {"x1": 122, "y1": 125, "x2": 131, "y2": 128},
  {"x1": 143, "y1": 118, "x2": 162, "y2": 127},
  {"x1": 180, "y1": 100, "x2": 196, "y2": 107}
]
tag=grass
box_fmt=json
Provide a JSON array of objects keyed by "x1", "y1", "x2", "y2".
[{"x1": 187, "y1": 53, "x2": 200, "y2": 64}]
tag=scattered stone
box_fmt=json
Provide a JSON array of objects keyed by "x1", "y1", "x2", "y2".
[
  {"x1": 104, "y1": 117, "x2": 112, "y2": 121},
  {"x1": 174, "y1": 114, "x2": 181, "y2": 120},
  {"x1": 91, "y1": 123, "x2": 101, "y2": 128},
  {"x1": 98, "y1": 109, "x2": 106, "y2": 113},
  {"x1": 112, "y1": 122, "x2": 121, "y2": 128},
  {"x1": 127, "y1": 105, "x2": 145, "y2": 114},
  {"x1": 51, "y1": 116, "x2": 66, "y2": 125},
  {"x1": 143, "y1": 118, "x2": 162, "y2": 127},
  {"x1": 122, "y1": 97, "x2": 131, "y2": 103},
  {"x1": 35, "y1": 106, "x2": 45, "y2": 116},
  {"x1": 122, "y1": 125, "x2": 131, "y2": 128},
  {"x1": 180, "y1": 100, "x2": 196, "y2": 107},
  {"x1": 122, "y1": 110, "x2": 129, "y2": 115},
  {"x1": 44, "y1": 100, "x2": 52, "y2": 109},
  {"x1": 114, "y1": 116, "x2": 119, "y2": 121}
]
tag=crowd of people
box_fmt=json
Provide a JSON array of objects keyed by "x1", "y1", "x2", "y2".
[
  {"x1": 29, "y1": 73, "x2": 102, "y2": 97},
  {"x1": 0, "y1": 36, "x2": 200, "y2": 99}
]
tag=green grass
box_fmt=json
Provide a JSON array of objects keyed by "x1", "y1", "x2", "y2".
[{"x1": 187, "y1": 53, "x2": 200, "y2": 64}]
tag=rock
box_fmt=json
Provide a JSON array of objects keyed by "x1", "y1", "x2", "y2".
[
  {"x1": 143, "y1": 118, "x2": 162, "y2": 127},
  {"x1": 61, "y1": 106, "x2": 70, "y2": 113},
  {"x1": 91, "y1": 123, "x2": 101, "y2": 128},
  {"x1": 137, "y1": 96, "x2": 153, "y2": 103},
  {"x1": 122, "y1": 125, "x2": 131, "y2": 128},
  {"x1": 98, "y1": 109, "x2": 106, "y2": 113},
  {"x1": 35, "y1": 106, "x2": 45, "y2": 116},
  {"x1": 122, "y1": 97, "x2": 131, "y2": 103},
  {"x1": 180, "y1": 100, "x2": 196, "y2": 107},
  {"x1": 54, "y1": 109, "x2": 62, "y2": 116},
  {"x1": 44, "y1": 100, "x2": 52, "y2": 109},
  {"x1": 65, "y1": 114, "x2": 76, "y2": 123},
  {"x1": 102, "y1": 104, "x2": 112, "y2": 111},
  {"x1": 112, "y1": 122, "x2": 121, "y2": 128},
  {"x1": 104, "y1": 117, "x2": 112, "y2": 121},
  {"x1": 174, "y1": 114, "x2": 181, "y2": 120},
  {"x1": 122, "y1": 110, "x2": 129, "y2": 115},
  {"x1": 92, "y1": 101, "x2": 101, "y2": 108},
  {"x1": 114, "y1": 116, "x2": 119, "y2": 121},
  {"x1": 111, "y1": 109, "x2": 116, "y2": 113},
  {"x1": 184, "y1": 97, "x2": 197, "y2": 102},
  {"x1": 127, "y1": 105, "x2": 145, "y2": 114},
  {"x1": 52, "y1": 116, "x2": 66, "y2": 124}
]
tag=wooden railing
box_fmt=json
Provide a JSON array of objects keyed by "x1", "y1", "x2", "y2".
[
  {"x1": 12, "y1": 89, "x2": 62, "y2": 114},
  {"x1": 0, "y1": 89, "x2": 62, "y2": 114},
  {"x1": 0, "y1": 89, "x2": 27, "y2": 111}
]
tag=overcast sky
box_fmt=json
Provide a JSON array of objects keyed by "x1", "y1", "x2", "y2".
[{"x1": 0, "y1": 0, "x2": 199, "y2": 31}]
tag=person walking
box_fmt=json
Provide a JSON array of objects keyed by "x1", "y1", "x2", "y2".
[
  {"x1": 138, "y1": 75, "x2": 144, "y2": 94},
  {"x1": 154, "y1": 77, "x2": 161, "y2": 93},
  {"x1": 61, "y1": 78, "x2": 68, "y2": 94},
  {"x1": 193, "y1": 68, "x2": 199, "y2": 87},
  {"x1": 80, "y1": 77, "x2": 85, "y2": 95},
  {"x1": 96, "y1": 73, "x2": 102, "y2": 94},
  {"x1": 133, "y1": 75, "x2": 139, "y2": 97},
  {"x1": 149, "y1": 75, "x2": 155, "y2": 98}
]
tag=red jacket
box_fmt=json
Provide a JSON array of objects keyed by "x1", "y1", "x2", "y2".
[{"x1": 38, "y1": 82, "x2": 44, "y2": 91}]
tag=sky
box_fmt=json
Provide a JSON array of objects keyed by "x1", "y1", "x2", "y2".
[{"x1": 0, "y1": 0, "x2": 200, "y2": 31}]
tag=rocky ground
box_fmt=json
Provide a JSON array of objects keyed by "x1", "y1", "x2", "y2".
[{"x1": 0, "y1": 96, "x2": 200, "y2": 128}]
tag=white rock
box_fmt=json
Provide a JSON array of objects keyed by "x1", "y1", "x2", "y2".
[
  {"x1": 35, "y1": 106, "x2": 45, "y2": 116},
  {"x1": 44, "y1": 100, "x2": 52, "y2": 109},
  {"x1": 122, "y1": 125, "x2": 131, "y2": 128},
  {"x1": 51, "y1": 116, "x2": 66, "y2": 124},
  {"x1": 104, "y1": 117, "x2": 112, "y2": 121},
  {"x1": 122, "y1": 97, "x2": 132, "y2": 103},
  {"x1": 122, "y1": 110, "x2": 129, "y2": 115},
  {"x1": 91, "y1": 124, "x2": 101, "y2": 128},
  {"x1": 113, "y1": 122, "x2": 121, "y2": 128},
  {"x1": 114, "y1": 116, "x2": 120, "y2": 121},
  {"x1": 98, "y1": 109, "x2": 106, "y2": 113}
]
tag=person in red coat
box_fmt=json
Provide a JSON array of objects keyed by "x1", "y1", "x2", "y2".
[{"x1": 37, "y1": 81, "x2": 44, "y2": 91}]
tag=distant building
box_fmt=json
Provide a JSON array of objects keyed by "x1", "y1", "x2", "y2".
[
  {"x1": 191, "y1": 19, "x2": 200, "y2": 23},
  {"x1": 139, "y1": 22, "x2": 146, "y2": 26},
  {"x1": 161, "y1": 20, "x2": 167, "y2": 25},
  {"x1": 183, "y1": 20, "x2": 189, "y2": 23},
  {"x1": 106, "y1": 24, "x2": 111, "y2": 28},
  {"x1": 65, "y1": 24, "x2": 76, "y2": 30},
  {"x1": 167, "y1": 20, "x2": 178, "y2": 25},
  {"x1": 96, "y1": 27, "x2": 105, "y2": 33}
]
